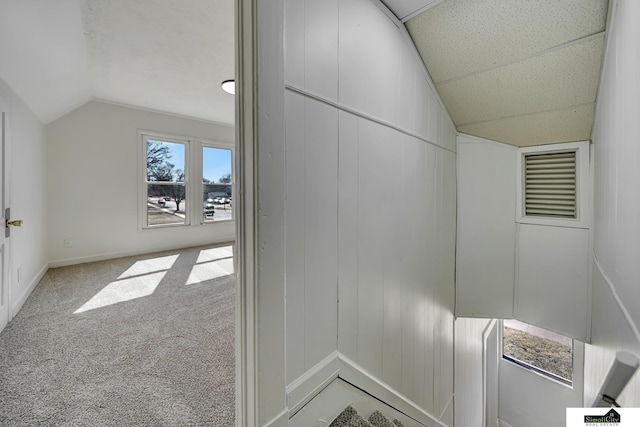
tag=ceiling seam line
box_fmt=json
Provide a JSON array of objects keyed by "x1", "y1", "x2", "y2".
[
  {"x1": 457, "y1": 102, "x2": 595, "y2": 127},
  {"x1": 399, "y1": 0, "x2": 447, "y2": 23},
  {"x1": 434, "y1": 31, "x2": 606, "y2": 87}
]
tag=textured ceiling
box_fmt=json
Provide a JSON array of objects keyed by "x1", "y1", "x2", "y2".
[
  {"x1": 0, "y1": 0, "x2": 234, "y2": 125},
  {"x1": 405, "y1": 0, "x2": 609, "y2": 147},
  {"x1": 81, "y1": 0, "x2": 235, "y2": 124},
  {"x1": 0, "y1": 0, "x2": 92, "y2": 123}
]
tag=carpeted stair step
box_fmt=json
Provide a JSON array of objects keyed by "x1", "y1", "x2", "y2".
[
  {"x1": 368, "y1": 410, "x2": 404, "y2": 427},
  {"x1": 329, "y1": 406, "x2": 374, "y2": 427},
  {"x1": 329, "y1": 406, "x2": 405, "y2": 427}
]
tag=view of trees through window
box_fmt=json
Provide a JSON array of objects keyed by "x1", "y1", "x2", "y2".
[
  {"x1": 146, "y1": 139, "x2": 187, "y2": 226},
  {"x1": 503, "y1": 319, "x2": 573, "y2": 385},
  {"x1": 145, "y1": 137, "x2": 233, "y2": 227}
]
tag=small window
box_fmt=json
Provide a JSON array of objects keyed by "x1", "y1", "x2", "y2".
[{"x1": 502, "y1": 319, "x2": 573, "y2": 385}]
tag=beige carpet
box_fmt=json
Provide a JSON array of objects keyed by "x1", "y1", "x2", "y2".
[{"x1": 0, "y1": 244, "x2": 236, "y2": 426}]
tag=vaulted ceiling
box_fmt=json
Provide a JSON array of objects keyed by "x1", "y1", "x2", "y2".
[
  {"x1": 0, "y1": 0, "x2": 234, "y2": 125},
  {"x1": 0, "y1": 0, "x2": 608, "y2": 147},
  {"x1": 384, "y1": 0, "x2": 609, "y2": 147}
]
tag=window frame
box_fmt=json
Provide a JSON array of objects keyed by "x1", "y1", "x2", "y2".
[
  {"x1": 198, "y1": 140, "x2": 235, "y2": 225},
  {"x1": 139, "y1": 131, "x2": 234, "y2": 230},
  {"x1": 515, "y1": 140, "x2": 590, "y2": 229},
  {"x1": 500, "y1": 319, "x2": 574, "y2": 388}
]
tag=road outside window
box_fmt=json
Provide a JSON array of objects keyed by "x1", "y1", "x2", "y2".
[
  {"x1": 202, "y1": 146, "x2": 232, "y2": 223},
  {"x1": 146, "y1": 139, "x2": 187, "y2": 227}
]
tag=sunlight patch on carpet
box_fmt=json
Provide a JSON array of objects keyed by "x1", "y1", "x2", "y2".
[
  {"x1": 74, "y1": 272, "x2": 166, "y2": 313},
  {"x1": 195, "y1": 246, "x2": 233, "y2": 264},
  {"x1": 186, "y1": 257, "x2": 234, "y2": 286},
  {"x1": 117, "y1": 255, "x2": 179, "y2": 279}
]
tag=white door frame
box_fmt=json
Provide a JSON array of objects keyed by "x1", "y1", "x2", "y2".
[
  {"x1": 235, "y1": 0, "x2": 257, "y2": 425},
  {"x1": 0, "y1": 86, "x2": 11, "y2": 333},
  {"x1": 235, "y1": 0, "x2": 289, "y2": 425}
]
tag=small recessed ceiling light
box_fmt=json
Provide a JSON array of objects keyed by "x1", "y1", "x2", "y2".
[{"x1": 221, "y1": 79, "x2": 235, "y2": 95}]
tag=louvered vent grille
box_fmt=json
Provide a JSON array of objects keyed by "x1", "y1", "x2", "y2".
[{"x1": 524, "y1": 151, "x2": 577, "y2": 219}]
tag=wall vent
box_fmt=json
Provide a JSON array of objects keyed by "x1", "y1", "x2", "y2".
[{"x1": 524, "y1": 151, "x2": 577, "y2": 219}]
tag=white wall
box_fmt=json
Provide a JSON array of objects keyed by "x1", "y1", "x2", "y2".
[
  {"x1": 46, "y1": 101, "x2": 235, "y2": 266},
  {"x1": 0, "y1": 77, "x2": 49, "y2": 321},
  {"x1": 585, "y1": 0, "x2": 640, "y2": 407},
  {"x1": 499, "y1": 340, "x2": 584, "y2": 427},
  {"x1": 282, "y1": 0, "x2": 457, "y2": 424},
  {"x1": 455, "y1": 132, "x2": 590, "y2": 427},
  {"x1": 456, "y1": 134, "x2": 517, "y2": 318},
  {"x1": 454, "y1": 317, "x2": 493, "y2": 427}
]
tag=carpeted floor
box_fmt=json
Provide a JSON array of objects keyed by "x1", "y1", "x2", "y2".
[{"x1": 0, "y1": 244, "x2": 236, "y2": 426}]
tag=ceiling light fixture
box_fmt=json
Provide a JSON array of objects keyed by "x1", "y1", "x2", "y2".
[{"x1": 221, "y1": 79, "x2": 235, "y2": 95}]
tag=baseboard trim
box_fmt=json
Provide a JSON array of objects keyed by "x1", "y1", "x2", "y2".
[
  {"x1": 286, "y1": 351, "x2": 341, "y2": 417},
  {"x1": 11, "y1": 263, "x2": 48, "y2": 319},
  {"x1": 438, "y1": 394, "x2": 454, "y2": 424},
  {"x1": 48, "y1": 240, "x2": 236, "y2": 268},
  {"x1": 285, "y1": 352, "x2": 448, "y2": 426},
  {"x1": 498, "y1": 419, "x2": 516, "y2": 427},
  {"x1": 263, "y1": 408, "x2": 289, "y2": 427},
  {"x1": 338, "y1": 353, "x2": 449, "y2": 427}
]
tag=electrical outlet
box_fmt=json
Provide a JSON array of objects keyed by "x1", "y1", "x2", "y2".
[{"x1": 63, "y1": 238, "x2": 73, "y2": 248}]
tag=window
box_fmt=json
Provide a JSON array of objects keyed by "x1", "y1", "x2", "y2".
[
  {"x1": 144, "y1": 136, "x2": 188, "y2": 227},
  {"x1": 141, "y1": 132, "x2": 233, "y2": 228},
  {"x1": 502, "y1": 319, "x2": 573, "y2": 386},
  {"x1": 202, "y1": 146, "x2": 233, "y2": 223}
]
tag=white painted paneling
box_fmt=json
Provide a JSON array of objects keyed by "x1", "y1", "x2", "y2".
[
  {"x1": 283, "y1": 0, "x2": 457, "y2": 421},
  {"x1": 422, "y1": 142, "x2": 438, "y2": 413},
  {"x1": 456, "y1": 135, "x2": 517, "y2": 318},
  {"x1": 336, "y1": 111, "x2": 455, "y2": 417},
  {"x1": 499, "y1": 340, "x2": 584, "y2": 427},
  {"x1": 585, "y1": 0, "x2": 640, "y2": 408},
  {"x1": 285, "y1": 91, "x2": 339, "y2": 381},
  {"x1": 414, "y1": 75, "x2": 432, "y2": 141},
  {"x1": 355, "y1": 117, "x2": 394, "y2": 379},
  {"x1": 485, "y1": 322, "x2": 499, "y2": 427},
  {"x1": 427, "y1": 92, "x2": 441, "y2": 146},
  {"x1": 516, "y1": 224, "x2": 590, "y2": 342},
  {"x1": 283, "y1": 0, "x2": 305, "y2": 88},
  {"x1": 592, "y1": 0, "x2": 640, "y2": 334},
  {"x1": 338, "y1": 0, "x2": 399, "y2": 126},
  {"x1": 337, "y1": 111, "x2": 360, "y2": 361},
  {"x1": 285, "y1": 91, "x2": 307, "y2": 383},
  {"x1": 454, "y1": 317, "x2": 492, "y2": 427},
  {"x1": 397, "y1": 44, "x2": 418, "y2": 134},
  {"x1": 303, "y1": 97, "x2": 339, "y2": 369},
  {"x1": 435, "y1": 149, "x2": 456, "y2": 420},
  {"x1": 585, "y1": 264, "x2": 640, "y2": 407},
  {"x1": 46, "y1": 101, "x2": 235, "y2": 266},
  {"x1": 304, "y1": 0, "x2": 339, "y2": 102}
]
